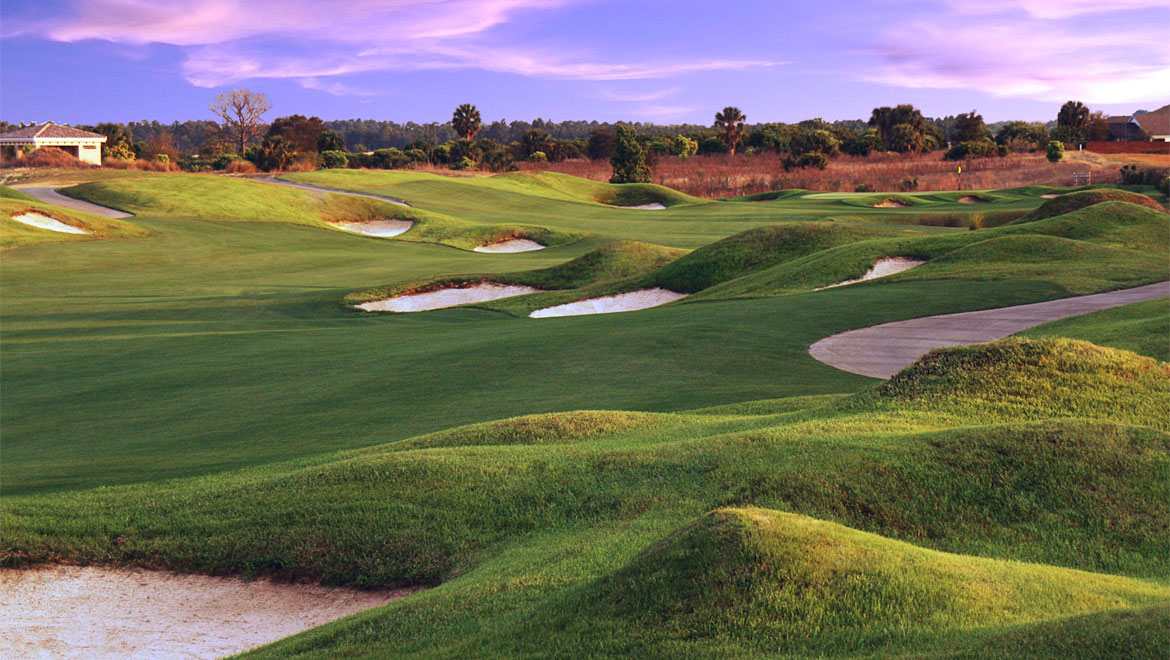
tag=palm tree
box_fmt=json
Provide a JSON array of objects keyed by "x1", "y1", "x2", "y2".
[
  {"x1": 452, "y1": 104, "x2": 482, "y2": 141},
  {"x1": 714, "y1": 106, "x2": 746, "y2": 155}
]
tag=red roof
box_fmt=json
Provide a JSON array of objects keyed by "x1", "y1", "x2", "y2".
[
  {"x1": 1133, "y1": 105, "x2": 1170, "y2": 136},
  {"x1": 0, "y1": 122, "x2": 106, "y2": 140}
]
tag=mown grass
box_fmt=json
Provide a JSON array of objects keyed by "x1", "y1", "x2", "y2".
[
  {"x1": 3, "y1": 170, "x2": 1169, "y2": 659},
  {"x1": 1, "y1": 195, "x2": 149, "y2": 249}
]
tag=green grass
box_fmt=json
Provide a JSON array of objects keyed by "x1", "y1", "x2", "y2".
[
  {"x1": 1, "y1": 197, "x2": 149, "y2": 249},
  {"x1": 2, "y1": 169, "x2": 1168, "y2": 659},
  {"x1": 1019, "y1": 297, "x2": 1169, "y2": 361},
  {"x1": 1014, "y1": 188, "x2": 1166, "y2": 223}
]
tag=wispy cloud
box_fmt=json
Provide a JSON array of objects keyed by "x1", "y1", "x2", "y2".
[
  {"x1": 17, "y1": 0, "x2": 778, "y2": 90},
  {"x1": 943, "y1": 0, "x2": 1167, "y2": 19},
  {"x1": 866, "y1": 7, "x2": 1170, "y2": 103}
]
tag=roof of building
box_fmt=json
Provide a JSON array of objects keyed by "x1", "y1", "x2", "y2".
[
  {"x1": 0, "y1": 122, "x2": 107, "y2": 140},
  {"x1": 1132, "y1": 105, "x2": 1170, "y2": 136}
]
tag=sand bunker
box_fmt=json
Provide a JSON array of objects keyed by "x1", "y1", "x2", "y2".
[
  {"x1": 473, "y1": 239, "x2": 546, "y2": 253},
  {"x1": 619, "y1": 203, "x2": 666, "y2": 210},
  {"x1": 1040, "y1": 193, "x2": 1061, "y2": 199},
  {"x1": 0, "y1": 565, "x2": 417, "y2": 660},
  {"x1": 873, "y1": 199, "x2": 909, "y2": 208},
  {"x1": 9, "y1": 212, "x2": 89, "y2": 235},
  {"x1": 332, "y1": 219, "x2": 412, "y2": 237},
  {"x1": 358, "y1": 283, "x2": 539, "y2": 312},
  {"x1": 530, "y1": 288, "x2": 687, "y2": 318},
  {"x1": 957, "y1": 196, "x2": 989, "y2": 204},
  {"x1": 816, "y1": 257, "x2": 926, "y2": 290}
]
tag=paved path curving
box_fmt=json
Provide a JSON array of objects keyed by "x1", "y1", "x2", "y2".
[
  {"x1": 809, "y1": 281, "x2": 1170, "y2": 379},
  {"x1": 14, "y1": 187, "x2": 133, "y2": 218},
  {"x1": 261, "y1": 177, "x2": 411, "y2": 207}
]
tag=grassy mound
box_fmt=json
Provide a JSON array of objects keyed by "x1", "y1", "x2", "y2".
[
  {"x1": 63, "y1": 174, "x2": 582, "y2": 250},
  {"x1": 1015, "y1": 189, "x2": 1165, "y2": 223},
  {"x1": 388, "y1": 410, "x2": 684, "y2": 451},
  {"x1": 0, "y1": 185, "x2": 38, "y2": 202},
  {"x1": 999, "y1": 201, "x2": 1169, "y2": 250},
  {"x1": 842, "y1": 194, "x2": 931, "y2": 208},
  {"x1": 1, "y1": 198, "x2": 148, "y2": 249},
  {"x1": 646, "y1": 222, "x2": 904, "y2": 293},
  {"x1": 724, "y1": 189, "x2": 810, "y2": 202},
  {"x1": 560, "y1": 507, "x2": 1167, "y2": 655},
  {"x1": 1019, "y1": 297, "x2": 1169, "y2": 362}
]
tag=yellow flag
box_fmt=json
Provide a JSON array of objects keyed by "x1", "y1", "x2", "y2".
[{"x1": 958, "y1": 166, "x2": 962, "y2": 174}]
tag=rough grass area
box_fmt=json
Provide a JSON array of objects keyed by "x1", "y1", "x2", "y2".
[
  {"x1": 3, "y1": 339, "x2": 1167, "y2": 659},
  {"x1": 1019, "y1": 297, "x2": 1169, "y2": 361},
  {"x1": 1015, "y1": 188, "x2": 1165, "y2": 223}
]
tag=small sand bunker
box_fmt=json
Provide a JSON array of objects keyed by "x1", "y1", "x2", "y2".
[
  {"x1": 530, "y1": 288, "x2": 687, "y2": 318},
  {"x1": 474, "y1": 239, "x2": 546, "y2": 253},
  {"x1": 619, "y1": 203, "x2": 666, "y2": 210},
  {"x1": 957, "y1": 196, "x2": 989, "y2": 204},
  {"x1": 816, "y1": 257, "x2": 926, "y2": 290},
  {"x1": 332, "y1": 219, "x2": 412, "y2": 237},
  {"x1": 9, "y1": 212, "x2": 89, "y2": 234},
  {"x1": 0, "y1": 565, "x2": 417, "y2": 660},
  {"x1": 358, "y1": 283, "x2": 539, "y2": 312},
  {"x1": 873, "y1": 199, "x2": 909, "y2": 208},
  {"x1": 1040, "y1": 193, "x2": 1061, "y2": 199}
]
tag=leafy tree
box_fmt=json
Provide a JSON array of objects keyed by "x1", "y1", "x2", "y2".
[
  {"x1": 672, "y1": 135, "x2": 698, "y2": 159},
  {"x1": 209, "y1": 88, "x2": 272, "y2": 156},
  {"x1": 586, "y1": 129, "x2": 616, "y2": 160},
  {"x1": 790, "y1": 129, "x2": 840, "y2": 157},
  {"x1": 696, "y1": 135, "x2": 730, "y2": 155},
  {"x1": 1055, "y1": 101, "x2": 1090, "y2": 145},
  {"x1": 1045, "y1": 140, "x2": 1065, "y2": 163},
  {"x1": 610, "y1": 126, "x2": 651, "y2": 183},
  {"x1": 843, "y1": 128, "x2": 882, "y2": 156},
  {"x1": 478, "y1": 139, "x2": 514, "y2": 172},
  {"x1": 255, "y1": 135, "x2": 295, "y2": 171},
  {"x1": 452, "y1": 104, "x2": 482, "y2": 141},
  {"x1": 951, "y1": 111, "x2": 988, "y2": 143},
  {"x1": 887, "y1": 123, "x2": 925, "y2": 153},
  {"x1": 266, "y1": 115, "x2": 325, "y2": 153},
  {"x1": 520, "y1": 129, "x2": 552, "y2": 158},
  {"x1": 320, "y1": 150, "x2": 348, "y2": 169},
  {"x1": 317, "y1": 130, "x2": 345, "y2": 152},
  {"x1": 784, "y1": 152, "x2": 828, "y2": 170},
  {"x1": 996, "y1": 121, "x2": 1048, "y2": 150},
  {"x1": 714, "y1": 106, "x2": 746, "y2": 154},
  {"x1": 1086, "y1": 111, "x2": 1111, "y2": 142},
  {"x1": 944, "y1": 139, "x2": 997, "y2": 160}
]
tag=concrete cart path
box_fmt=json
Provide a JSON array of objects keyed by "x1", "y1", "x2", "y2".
[
  {"x1": 262, "y1": 177, "x2": 411, "y2": 207},
  {"x1": 14, "y1": 187, "x2": 134, "y2": 218},
  {"x1": 809, "y1": 281, "x2": 1170, "y2": 379}
]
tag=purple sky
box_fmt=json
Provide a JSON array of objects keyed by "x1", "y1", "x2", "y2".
[{"x1": 2, "y1": 0, "x2": 1168, "y2": 125}]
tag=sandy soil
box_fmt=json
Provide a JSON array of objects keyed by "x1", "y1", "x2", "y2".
[
  {"x1": 358, "y1": 283, "x2": 539, "y2": 312},
  {"x1": 0, "y1": 565, "x2": 418, "y2": 660},
  {"x1": 332, "y1": 219, "x2": 412, "y2": 237},
  {"x1": 816, "y1": 257, "x2": 926, "y2": 290},
  {"x1": 619, "y1": 203, "x2": 666, "y2": 210},
  {"x1": 473, "y1": 239, "x2": 545, "y2": 253},
  {"x1": 957, "y1": 196, "x2": 988, "y2": 204},
  {"x1": 9, "y1": 212, "x2": 90, "y2": 234},
  {"x1": 530, "y1": 288, "x2": 687, "y2": 318},
  {"x1": 873, "y1": 200, "x2": 909, "y2": 208}
]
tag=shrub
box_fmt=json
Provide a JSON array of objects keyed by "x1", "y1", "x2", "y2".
[
  {"x1": 790, "y1": 129, "x2": 840, "y2": 157},
  {"x1": 1119, "y1": 164, "x2": 1167, "y2": 187},
  {"x1": 784, "y1": 152, "x2": 828, "y2": 170},
  {"x1": 320, "y1": 150, "x2": 348, "y2": 169},
  {"x1": 672, "y1": 135, "x2": 698, "y2": 159},
  {"x1": 944, "y1": 139, "x2": 997, "y2": 160},
  {"x1": 224, "y1": 159, "x2": 258, "y2": 174},
  {"x1": 843, "y1": 129, "x2": 882, "y2": 156},
  {"x1": 317, "y1": 131, "x2": 344, "y2": 152},
  {"x1": 610, "y1": 126, "x2": 652, "y2": 183},
  {"x1": 855, "y1": 183, "x2": 873, "y2": 192},
  {"x1": 529, "y1": 150, "x2": 548, "y2": 163},
  {"x1": 451, "y1": 156, "x2": 476, "y2": 171},
  {"x1": 900, "y1": 176, "x2": 919, "y2": 192},
  {"x1": 403, "y1": 148, "x2": 427, "y2": 163},
  {"x1": 696, "y1": 135, "x2": 730, "y2": 156},
  {"x1": 1046, "y1": 140, "x2": 1065, "y2": 163},
  {"x1": 371, "y1": 148, "x2": 409, "y2": 169},
  {"x1": 887, "y1": 123, "x2": 926, "y2": 153}
]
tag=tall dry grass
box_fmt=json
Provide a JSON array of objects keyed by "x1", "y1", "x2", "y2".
[{"x1": 517, "y1": 151, "x2": 1125, "y2": 198}]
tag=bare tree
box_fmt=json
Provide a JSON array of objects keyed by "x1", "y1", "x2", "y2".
[{"x1": 209, "y1": 89, "x2": 272, "y2": 156}]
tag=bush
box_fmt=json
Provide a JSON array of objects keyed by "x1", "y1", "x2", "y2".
[
  {"x1": 843, "y1": 129, "x2": 882, "y2": 156},
  {"x1": 1045, "y1": 141, "x2": 1065, "y2": 163},
  {"x1": 610, "y1": 126, "x2": 652, "y2": 183},
  {"x1": 320, "y1": 150, "x2": 348, "y2": 169},
  {"x1": 529, "y1": 150, "x2": 548, "y2": 163},
  {"x1": 672, "y1": 135, "x2": 698, "y2": 159},
  {"x1": 944, "y1": 139, "x2": 997, "y2": 160},
  {"x1": 855, "y1": 183, "x2": 874, "y2": 192},
  {"x1": 1119, "y1": 164, "x2": 1167, "y2": 187},
  {"x1": 371, "y1": 148, "x2": 409, "y2": 169},
  {"x1": 696, "y1": 135, "x2": 729, "y2": 156},
  {"x1": 900, "y1": 176, "x2": 919, "y2": 192},
  {"x1": 783, "y1": 152, "x2": 828, "y2": 170},
  {"x1": 403, "y1": 148, "x2": 427, "y2": 163},
  {"x1": 790, "y1": 129, "x2": 840, "y2": 157},
  {"x1": 451, "y1": 156, "x2": 476, "y2": 171},
  {"x1": 887, "y1": 123, "x2": 926, "y2": 153},
  {"x1": 224, "y1": 159, "x2": 258, "y2": 174}
]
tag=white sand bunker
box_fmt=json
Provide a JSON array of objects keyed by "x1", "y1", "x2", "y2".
[
  {"x1": 619, "y1": 203, "x2": 666, "y2": 210},
  {"x1": 1040, "y1": 193, "x2": 1061, "y2": 199},
  {"x1": 10, "y1": 212, "x2": 89, "y2": 234},
  {"x1": 332, "y1": 219, "x2": 412, "y2": 237},
  {"x1": 0, "y1": 565, "x2": 417, "y2": 660},
  {"x1": 474, "y1": 239, "x2": 545, "y2": 253},
  {"x1": 530, "y1": 288, "x2": 687, "y2": 318},
  {"x1": 873, "y1": 199, "x2": 909, "y2": 208},
  {"x1": 816, "y1": 257, "x2": 926, "y2": 290},
  {"x1": 359, "y1": 283, "x2": 539, "y2": 312},
  {"x1": 957, "y1": 196, "x2": 989, "y2": 204}
]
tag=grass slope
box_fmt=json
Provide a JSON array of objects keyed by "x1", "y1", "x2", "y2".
[
  {"x1": 1, "y1": 197, "x2": 148, "y2": 249},
  {"x1": 1014, "y1": 188, "x2": 1165, "y2": 223},
  {"x1": 1019, "y1": 297, "x2": 1169, "y2": 361}
]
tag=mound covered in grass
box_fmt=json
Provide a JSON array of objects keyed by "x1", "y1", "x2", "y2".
[
  {"x1": 63, "y1": 174, "x2": 582, "y2": 250},
  {"x1": 1, "y1": 198, "x2": 148, "y2": 249},
  {"x1": 555, "y1": 507, "x2": 1167, "y2": 656},
  {"x1": 842, "y1": 194, "x2": 931, "y2": 209},
  {"x1": 1019, "y1": 297, "x2": 1169, "y2": 361},
  {"x1": 1015, "y1": 189, "x2": 1164, "y2": 223}
]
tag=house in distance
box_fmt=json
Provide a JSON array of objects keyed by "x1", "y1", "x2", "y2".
[{"x1": 0, "y1": 122, "x2": 108, "y2": 165}]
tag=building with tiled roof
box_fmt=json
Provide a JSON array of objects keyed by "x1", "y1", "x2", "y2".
[
  {"x1": 0, "y1": 122, "x2": 108, "y2": 165},
  {"x1": 1132, "y1": 105, "x2": 1170, "y2": 142}
]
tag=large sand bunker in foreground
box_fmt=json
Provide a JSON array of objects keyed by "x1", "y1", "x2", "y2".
[
  {"x1": 332, "y1": 219, "x2": 412, "y2": 237},
  {"x1": 530, "y1": 288, "x2": 687, "y2": 318},
  {"x1": 9, "y1": 212, "x2": 89, "y2": 234},
  {"x1": 0, "y1": 565, "x2": 417, "y2": 660},
  {"x1": 816, "y1": 257, "x2": 926, "y2": 290},
  {"x1": 473, "y1": 239, "x2": 545, "y2": 253},
  {"x1": 358, "y1": 283, "x2": 539, "y2": 312}
]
